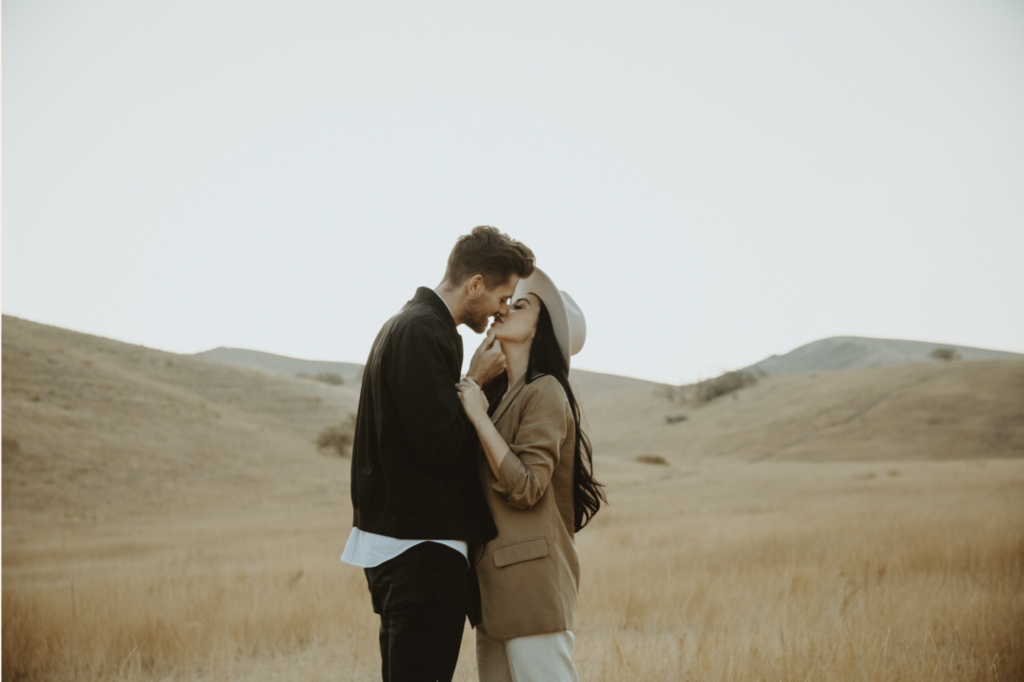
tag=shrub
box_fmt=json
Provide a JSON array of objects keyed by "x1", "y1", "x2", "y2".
[
  {"x1": 315, "y1": 415, "x2": 356, "y2": 456},
  {"x1": 298, "y1": 372, "x2": 344, "y2": 386},
  {"x1": 635, "y1": 454, "x2": 669, "y2": 466},
  {"x1": 931, "y1": 347, "x2": 960, "y2": 362},
  {"x1": 696, "y1": 369, "x2": 757, "y2": 403}
]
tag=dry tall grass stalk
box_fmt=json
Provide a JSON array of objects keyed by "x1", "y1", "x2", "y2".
[
  {"x1": 574, "y1": 474, "x2": 1024, "y2": 681},
  {"x1": 4, "y1": 461, "x2": 1022, "y2": 681}
]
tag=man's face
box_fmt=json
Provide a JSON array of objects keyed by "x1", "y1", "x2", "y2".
[{"x1": 464, "y1": 276, "x2": 518, "y2": 334}]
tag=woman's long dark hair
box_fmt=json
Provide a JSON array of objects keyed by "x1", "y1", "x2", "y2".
[{"x1": 483, "y1": 301, "x2": 606, "y2": 532}]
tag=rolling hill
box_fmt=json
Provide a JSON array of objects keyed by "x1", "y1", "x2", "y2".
[
  {"x1": 194, "y1": 347, "x2": 364, "y2": 384},
  {"x1": 4, "y1": 315, "x2": 1023, "y2": 681},
  {"x1": 583, "y1": 360, "x2": 1024, "y2": 466},
  {"x1": 192, "y1": 337, "x2": 1024, "y2": 464},
  {"x1": 5, "y1": 314, "x2": 1023, "y2": 527},
  {"x1": 745, "y1": 335, "x2": 1024, "y2": 375},
  {"x1": 2, "y1": 315, "x2": 359, "y2": 523}
]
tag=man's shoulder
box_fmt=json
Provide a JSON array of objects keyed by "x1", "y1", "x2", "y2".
[
  {"x1": 374, "y1": 302, "x2": 454, "y2": 361},
  {"x1": 391, "y1": 300, "x2": 450, "y2": 337}
]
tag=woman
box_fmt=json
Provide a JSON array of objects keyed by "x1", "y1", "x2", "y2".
[{"x1": 457, "y1": 268, "x2": 605, "y2": 682}]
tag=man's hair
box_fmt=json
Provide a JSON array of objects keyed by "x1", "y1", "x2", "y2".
[{"x1": 442, "y1": 226, "x2": 536, "y2": 288}]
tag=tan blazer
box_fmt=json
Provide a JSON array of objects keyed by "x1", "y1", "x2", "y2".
[{"x1": 474, "y1": 373, "x2": 580, "y2": 640}]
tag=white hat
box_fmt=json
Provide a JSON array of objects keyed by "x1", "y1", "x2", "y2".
[{"x1": 514, "y1": 267, "x2": 586, "y2": 368}]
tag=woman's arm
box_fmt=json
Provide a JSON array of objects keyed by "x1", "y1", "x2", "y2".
[
  {"x1": 458, "y1": 376, "x2": 570, "y2": 509},
  {"x1": 457, "y1": 377, "x2": 510, "y2": 479}
]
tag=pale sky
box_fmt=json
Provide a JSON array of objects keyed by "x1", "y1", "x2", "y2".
[{"x1": 4, "y1": 0, "x2": 1024, "y2": 384}]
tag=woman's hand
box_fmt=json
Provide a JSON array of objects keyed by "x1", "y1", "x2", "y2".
[
  {"x1": 457, "y1": 376, "x2": 512, "y2": 478},
  {"x1": 457, "y1": 377, "x2": 490, "y2": 424}
]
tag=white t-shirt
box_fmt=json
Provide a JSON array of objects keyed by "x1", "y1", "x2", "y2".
[{"x1": 341, "y1": 528, "x2": 468, "y2": 568}]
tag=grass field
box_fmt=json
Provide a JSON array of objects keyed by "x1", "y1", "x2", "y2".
[
  {"x1": 3, "y1": 316, "x2": 1023, "y2": 680},
  {"x1": 4, "y1": 460, "x2": 1022, "y2": 681}
]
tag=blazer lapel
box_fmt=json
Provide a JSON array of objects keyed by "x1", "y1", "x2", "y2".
[{"x1": 491, "y1": 375, "x2": 528, "y2": 426}]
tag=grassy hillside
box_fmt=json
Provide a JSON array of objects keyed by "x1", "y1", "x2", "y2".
[
  {"x1": 581, "y1": 359, "x2": 1024, "y2": 471},
  {"x1": 194, "y1": 347, "x2": 364, "y2": 384},
  {"x1": 6, "y1": 314, "x2": 1023, "y2": 521},
  {"x1": 3, "y1": 316, "x2": 1023, "y2": 681},
  {"x1": 745, "y1": 335, "x2": 1024, "y2": 375},
  {"x1": 2, "y1": 315, "x2": 359, "y2": 522},
  {"x1": 191, "y1": 341, "x2": 1024, "y2": 470}
]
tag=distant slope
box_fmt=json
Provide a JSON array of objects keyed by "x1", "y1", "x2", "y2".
[
  {"x1": 2, "y1": 316, "x2": 359, "y2": 522},
  {"x1": 0, "y1": 316, "x2": 663, "y2": 523},
  {"x1": 5, "y1": 315, "x2": 1022, "y2": 529},
  {"x1": 195, "y1": 347, "x2": 363, "y2": 383},
  {"x1": 588, "y1": 359, "x2": 1024, "y2": 463},
  {"x1": 194, "y1": 347, "x2": 661, "y2": 406},
  {"x1": 746, "y1": 336, "x2": 1024, "y2": 375}
]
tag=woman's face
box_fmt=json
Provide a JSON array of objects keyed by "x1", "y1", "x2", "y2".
[{"x1": 489, "y1": 293, "x2": 541, "y2": 345}]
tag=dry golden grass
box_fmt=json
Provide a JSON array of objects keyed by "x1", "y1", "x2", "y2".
[
  {"x1": 4, "y1": 461, "x2": 1022, "y2": 681},
  {"x1": 573, "y1": 461, "x2": 1024, "y2": 681},
  {"x1": 4, "y1": 316, "x2": 1023, "y2": 680}
]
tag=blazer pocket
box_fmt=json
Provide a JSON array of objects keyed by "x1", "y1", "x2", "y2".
[{"x1": 492, "y1": 538, "x2": 548, "y2": 568}]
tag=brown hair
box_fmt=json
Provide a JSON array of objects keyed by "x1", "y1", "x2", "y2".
[{"x1": 442, "y1": 226, "x2": 536, "y2": 288}]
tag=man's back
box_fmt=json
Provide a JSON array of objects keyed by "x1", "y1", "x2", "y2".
[{"x1": 350, "y1": 286, "x2": 496, "y2": 543}]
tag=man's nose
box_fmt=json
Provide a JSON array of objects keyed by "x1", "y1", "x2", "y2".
[{"x1": 496, "y1": 300, "x2": 509, "y2": 317}]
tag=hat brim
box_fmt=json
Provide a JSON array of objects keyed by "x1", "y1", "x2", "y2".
[{"x1": 514, "y1": 268, "x2": 572, "y2": 368}]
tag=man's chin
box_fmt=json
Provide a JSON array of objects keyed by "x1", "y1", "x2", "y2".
[{"x1": 467, "y1": 317, "x2": 489, "y2": 334}]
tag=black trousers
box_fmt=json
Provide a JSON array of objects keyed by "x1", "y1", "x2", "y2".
[{"x1": 364, "y1": 542, "x2": 469, "y2": 682}]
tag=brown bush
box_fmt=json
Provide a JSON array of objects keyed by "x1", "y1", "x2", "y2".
[
  {"x1": 298, "y1": 372, "x2": 344, "y2": 385},
  {"x1": 315, "y1": 414, "x2": 355, "y2": 456},
  {"x1": 696, "y1": 369, "x2": 758, "y2": 403},
  {"x1": 931, "y1": 347, "x2": 961, "y2": 361}
]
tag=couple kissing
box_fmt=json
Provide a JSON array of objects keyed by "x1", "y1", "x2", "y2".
[{"x1": 342, "y1": 226, "x2": 605, "y2": 682}]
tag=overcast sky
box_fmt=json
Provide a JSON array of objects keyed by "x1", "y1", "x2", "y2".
[{"x1": 4, "y1": 0, "x2": 1024, "y2": 384}]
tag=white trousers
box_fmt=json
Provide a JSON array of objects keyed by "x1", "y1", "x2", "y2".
[{"x1": 476, "y1": 627, "x2": 579, "y2": 682}]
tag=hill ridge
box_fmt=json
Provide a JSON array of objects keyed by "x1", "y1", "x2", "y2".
[
  {"x1": 4, "y1": 315, "x2": 1023, "y2": 528},
  {"x1": 194, "y1": 346, "x2": 364, "y2": 382},
  {"x1": 745, "y1": 335, "x2": 1024, "y2": 376}
]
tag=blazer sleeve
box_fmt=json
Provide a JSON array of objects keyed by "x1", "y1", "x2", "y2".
[
  {"x1": 492, "y1": 378, "x2": 571, "y2": 510},
  {"x1": 385, "y1": 327, "x2": 475, "y2": 473}
]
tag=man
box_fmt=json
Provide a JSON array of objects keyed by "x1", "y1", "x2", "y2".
[{"x1": 342, "y1": 226, "x2": 536, "y2": 681}]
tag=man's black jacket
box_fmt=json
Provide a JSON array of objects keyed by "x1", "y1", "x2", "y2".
[{"x1": 350, "y1": 287, "x2": 497, "y2": 543}]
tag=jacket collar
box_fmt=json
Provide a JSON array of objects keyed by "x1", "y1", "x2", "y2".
[
  {"x1": 491, "y1": 373, "x2": 530, "y2": 425},
  {"x1": 412, "y1": 287, "x2": 457, "y2": 329}
]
